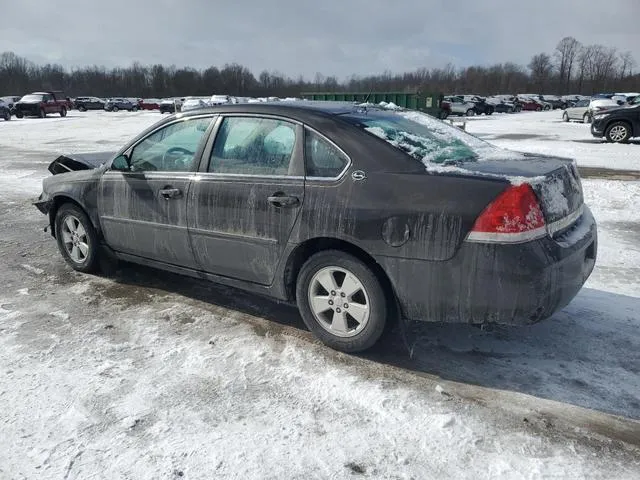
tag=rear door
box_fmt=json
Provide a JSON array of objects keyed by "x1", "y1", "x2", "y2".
[
  {"x1": 98, "y1": 115, "x2": 215, "y2": 268},
  {"x1": 188, "y1": 115, "x2": 305, "y2": 285}
]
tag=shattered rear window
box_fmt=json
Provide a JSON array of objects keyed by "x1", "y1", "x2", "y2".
[{"x1": 343, "y1": 110, "x2": 515, "y2": 165}]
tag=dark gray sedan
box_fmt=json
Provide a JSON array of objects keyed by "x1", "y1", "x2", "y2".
[{"x1": 35, "y1": 103, "x2": 597, "y2": 352}]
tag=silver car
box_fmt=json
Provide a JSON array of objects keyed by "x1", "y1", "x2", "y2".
[{"x1": 444, "y1": 96, "x2": 477, "y2": 116}]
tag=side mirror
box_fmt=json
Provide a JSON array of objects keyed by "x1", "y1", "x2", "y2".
[{"x1": 111, "y1": 154, "x2": 131, "y2": 171}]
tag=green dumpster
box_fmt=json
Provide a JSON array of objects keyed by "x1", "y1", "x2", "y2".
[{"x1": 300, "y1": 91, "x2": 447, "y2": 118}]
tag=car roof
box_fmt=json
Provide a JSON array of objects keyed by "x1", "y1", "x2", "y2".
[{"x1": 177, "y1": 101, "x2": 383, "y2": 120}]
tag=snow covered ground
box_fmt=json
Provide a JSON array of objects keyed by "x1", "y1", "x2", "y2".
[
  {"x1": 1, "y1": 110, "x2": 640, "y2": 479},
  {"x1": 466, "y1": 110, "x2": 640, "y2": 170}
]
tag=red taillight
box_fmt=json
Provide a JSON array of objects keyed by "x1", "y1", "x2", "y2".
[{"x1": 467, "y1": 184, "x2": 546, "y2": 244}]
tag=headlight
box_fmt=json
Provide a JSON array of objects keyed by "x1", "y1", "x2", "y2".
[{"x1": 593, "y1": 113, "x2": 609, "y2": 119}]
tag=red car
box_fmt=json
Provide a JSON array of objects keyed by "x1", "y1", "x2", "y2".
[
  {"x1": 138, "y1": 98, "x2": 160, "y2": 110},
  {"x1": 518, "y1": 98, "x2": 551, "y2": 111}
]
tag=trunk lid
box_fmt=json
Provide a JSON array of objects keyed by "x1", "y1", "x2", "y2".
[{"x1": 439, "y1": 154, "x2": 584, "y2": 226}]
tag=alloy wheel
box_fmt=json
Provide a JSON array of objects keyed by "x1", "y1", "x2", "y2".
[
  {"x1": 608, "y1": 125, "x2": 628, "y2": 142},
  {"x1": 60, "y1": 215, "x2": 90, "y2": 263},
  {"x1": 307, "y1": 266, "x2": 370, "y2": 338}
]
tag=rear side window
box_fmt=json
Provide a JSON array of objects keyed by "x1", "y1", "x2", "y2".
[
  {"x1": 208, "y1": 116, "x2": 296, "y2": 176},
  {"x1": 304, "y1": 129, "x2": 348, "y2": 178}
]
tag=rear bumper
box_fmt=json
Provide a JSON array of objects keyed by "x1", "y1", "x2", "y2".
[{"x1": 377, "y1": 206, "x2": 597, "y2": 325}]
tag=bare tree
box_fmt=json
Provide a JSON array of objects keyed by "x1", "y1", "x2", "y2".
[
  {"x1": 618, "y1": 51, "x2": 636, "y2": 79},
  {"x1": 528, "y1": 53, "x2": 554, "y2": 92},
  {"x1": 0, "y1": 37, "x2": 635, "y2": 99},
  {"x1": 554, "y1": 37, "x2": 581, "y2": 93}
]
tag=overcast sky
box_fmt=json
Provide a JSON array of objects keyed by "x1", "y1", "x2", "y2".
[{"x1": 2, "y1": 0, "x2": 638, "y2": 78}]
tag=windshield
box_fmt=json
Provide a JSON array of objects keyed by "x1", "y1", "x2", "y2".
[
  {"x1": 343, "y1": 110, "x2": 518, "y2": 165},
  {"x1": 21, "y1": 94, "x2": 44, "y2": 102},
  {"x1": 631, "y1": 96, "x2": 640, "y2": 105}
]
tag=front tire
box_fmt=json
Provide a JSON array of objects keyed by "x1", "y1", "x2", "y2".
[
  {"x1": 112, "y1": 106, "x2": 119, "y2": 112},
  {"x1": 39, "y1": 108, "x2": 46, "y2": 118},
  {"x1": 2, "y1": 110, "x2": 10, "y2": 121},
  {"x1": 466, "y1": 109, "x2": 475, "y2": 117},
  {"x1": 60, "y1": 107, "x2": 67, "y2": 117},
  {"x1": 296, "y1": 251, "x2": 387, "y2": 352},
  {"x1": 583, "y1": 113, "x2": 592, "y2": 124},
  {"x1": 605, "y1": 122, "x2": 631, "y2": 144},
  {"x1": 563, "y1": 112, "x2": 569, "y2": 122},
  {"x1": 15, "y1": 111, "x2": 24, "y2": 118},
  {"x1": 55, "y1": 204, "x2": 99, "y2": 273}
]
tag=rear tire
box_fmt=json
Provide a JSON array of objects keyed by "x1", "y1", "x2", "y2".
[
  {"x1": 296, "y1": 250, "x2": 387, "y2": 353},
  {"x1": 60, "y1": 107, "x2": 67, "y2": 117},
  {"x1": 112, "y1": 106, "x2": 119, "y2": 112},
  {"x1": 78, "y1": 105, "x2": 86, "y2": 112},
  {"x1": 15, "y1": 111, "x2": 23, "y2": 119},
  {"x1": 605, "y1": 122, "x2": 631, "y2": 144},
  {"x1": 583, "y1": 113, "x2": 592, "y2": 124},
  {"x1": 39, "y1": 108, "x2": 46, "y2": 118},
  {"x1": 563, "y1": 112, "x2": 569, "y2": 122},
  {"x1": 55, "y1": 203, "x2": 99, "y2": 273},
  {"x1": 131, "y1": 106, "x2": 138, "y2": 112},
  {"x1": 466, "y1": 109, "x2": 475, "y2": 117},
  {"x1": 536, "y1": 106, "x2": 542, "y2": 112},
  {"x1": 2, "y1": 110, "x2": 10, "y2": 121}
]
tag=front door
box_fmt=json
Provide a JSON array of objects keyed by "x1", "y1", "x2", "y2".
[
  {"x1": 98, "y1": 116, "x2": 214, "y2": 268},
  {"x1": 188, "y1": 115, "x2": 305, "y2": 285}
]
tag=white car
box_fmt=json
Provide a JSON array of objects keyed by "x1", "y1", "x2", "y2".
[
  {"x1": 562, "y1": 98, "x2": 619, "y2": 123},
  {"x1": 210, "y1": 94, "x2": 231, "y2": 105},
  {"x1": 181, "y1": 97, "x2": 210, "y2": 112},
  {"x1": 562, "y1": 99, "x2": 591, "y2": 122}
]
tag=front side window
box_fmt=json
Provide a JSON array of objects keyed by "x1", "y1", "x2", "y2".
[
  {"x1": 208, "y1": 116, "x2": 296, "y2": 175},
  {"x1": 128, "y1": 117, "x2": 212, "y2": 172},
  {"x1": 304, "y1": 129, "x2": 348, "y2": 178}
]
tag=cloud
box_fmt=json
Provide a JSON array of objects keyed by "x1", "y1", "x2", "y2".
[{"x1": 1, "y1": 0, "x2": 638, "y2": 78}]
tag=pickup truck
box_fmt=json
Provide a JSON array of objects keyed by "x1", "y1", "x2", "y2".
[{"x1": 14, "y1": 91, "x2": 69, "y2": 118}]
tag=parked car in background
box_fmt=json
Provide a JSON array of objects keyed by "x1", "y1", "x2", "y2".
[
  {"x1": 487, "y1": 96, "x2": 520, "y2": 113},
  {"x1": 444, "y1": 95, "x2": 477, "y2": 116},
  {"x1": 35, "y1": 102, "x2": 596, "y2": 353},
  {"x1": 181, "y1": 97, "x2": 210, "y2": 112},
  {"x1": 138, "y1": 98, "x2": 161, "y2": 110},
  {"x1": 0, "y1": 95, "x2": 22, "y2": 110},
  {"x1": 210, "y1": 94, "x2": 231, "y2": 105},
  {"x1": 104, "y1": 98, "x2": 138, "y2": 112},
  {"x1": 14, "y1": 92, "x2": 69, "y2": 118},
  {"x1": 562, "y1": 99, "x2": 591, "y2": 122},
  {"x1": 469, "y1": 96, "x2": 495, "y2": 115},
  {"x1": 517, "y1": 97, "x2": 550, "y2": 111},
  {"x1": 591, "y1": 95, "x2": 640, "y2": 143},
  {"x1": 587, "y1": 99, "x2": 620, "y2": 122},
  {"x1": 611, "y1": 93, "x2": 640, "y2": 105},
  {"x1": 0, "y1": 98, "x2": 12, "y2": 120},
  {"x1": 159, "y1": 98, "x2": 183, "y2": 114},
  {"x1": 74, "y1": 97, "x2": 105, "y2": 111},
  {"x1": 537, "y1": 95, "x2": 567, "y2": 110}
]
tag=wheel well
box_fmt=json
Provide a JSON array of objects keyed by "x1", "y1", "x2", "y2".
[
  {"x1": 48, "y1": 196, "x2": 91, "y2": 238},
  {"x1": 283, "y1": 238, "x2": 399, "y2": 313}
]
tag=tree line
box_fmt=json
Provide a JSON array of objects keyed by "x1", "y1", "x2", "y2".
[{"x1": 0, "y1": 37, "x2": 636, "y2": 99}]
